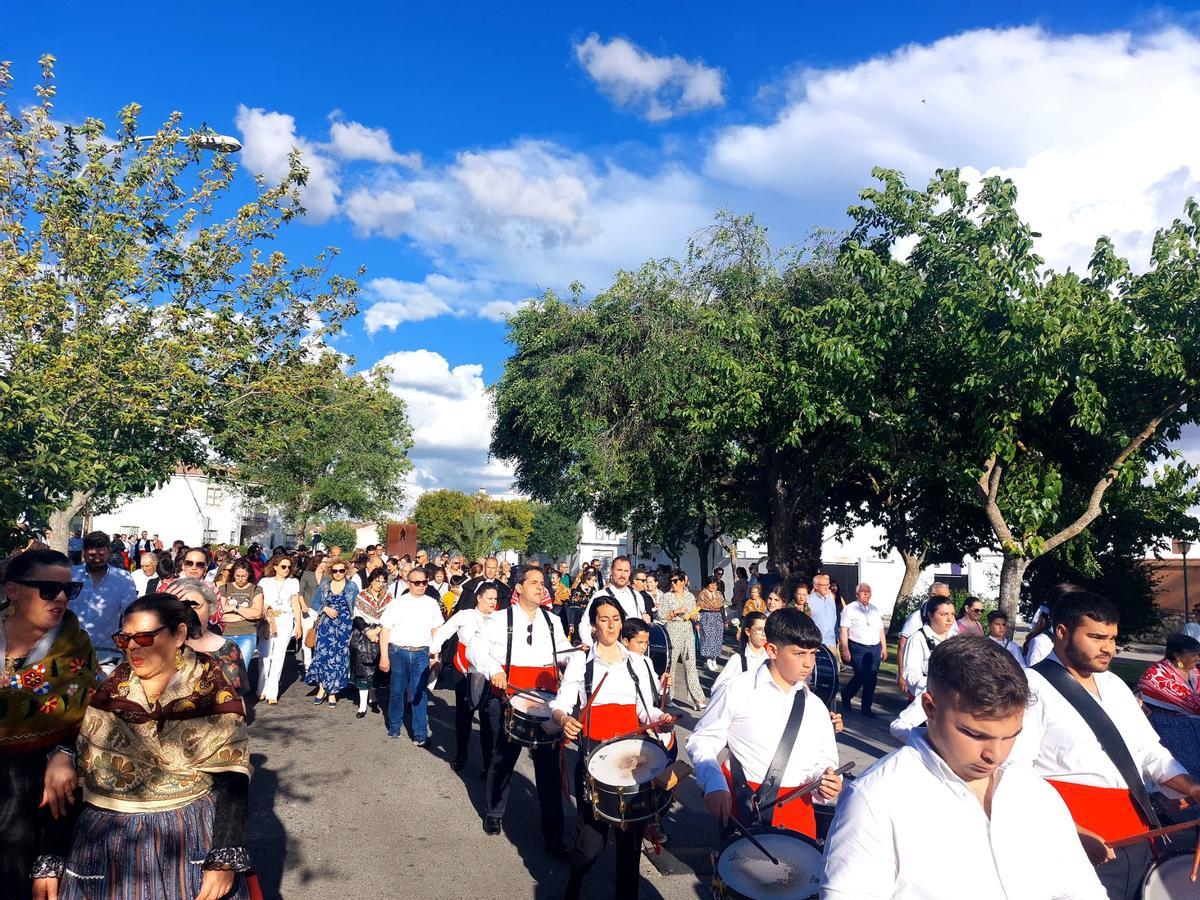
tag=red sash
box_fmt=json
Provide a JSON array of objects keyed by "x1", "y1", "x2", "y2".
[
  {"x1": 1046, "y1": 780, "x2": 1146, "y2": 843},
  {"x1": 507, "y1": 664, "x2": 558, "y2": 691},
  {"x1": 721, "y1": 761, "x2": 817, "y2": 837},
  {"x1": 583, "y1": 703, "x2": 639, "y2": 741},
  {"x1": 454, "y1": 643, "x2": 470, "y2": 675}
]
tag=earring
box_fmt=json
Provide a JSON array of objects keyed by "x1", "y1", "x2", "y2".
[{"x1": 175, "y1": 648, "x2": 185, "y2": 670}]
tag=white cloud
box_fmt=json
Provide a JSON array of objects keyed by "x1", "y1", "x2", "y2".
[
  {"x1": 234, "y1": 105, "x2": 340, "y2": 222},
  {"x1": 362, "y1": 275, "x2": 467, "y2": 331},
  {"x1": 478, "y1": 298, "x2": 534, "y2": 322},
  {"x1": 374, "y1": 350, "x2": 515, "y2": 496},
  {"x1": 575, "y1": 33, "x2": 725, "y2": 122},
  {"x1": 328, "y1": 115, "x2": 421, "y2": 167},
  {"x1": 344, "y1": 186, "x2": 415, "y2": 238},
  {"x1": 705, "y1": 26, "x2": 1200, "y2": 271}
]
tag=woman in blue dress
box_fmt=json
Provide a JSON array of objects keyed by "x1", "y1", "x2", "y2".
[{"x1": 305, "y1": 560, "x2": 359, "y2": 706}]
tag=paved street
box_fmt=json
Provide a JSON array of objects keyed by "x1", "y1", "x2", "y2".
[{"x1": 244, "y1": 655, "x2": 904, "y2": 900}]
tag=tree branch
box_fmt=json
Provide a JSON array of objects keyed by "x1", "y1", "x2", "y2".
[{"x1": 974, "y1": 453, "x2": 1016, "y2": 546}]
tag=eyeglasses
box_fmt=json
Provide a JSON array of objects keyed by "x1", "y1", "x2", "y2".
[
  {"x1": 330, "y1": 568, "x2": 347, "y2": 574},
  {"x1": 111, "y1": 625, "x2": 170, "y2": 649},
  {"x1": 276, "y1": 564, "x2": 292, "y2": 570},
  {"x1": 182, "y1": 559, "x2": 207, "y2": 568},
  {"x1": 12, "y1": 580, "x2": 84, "y2": 601},
  {"x1": 408, "y1": 578, "x2": 427, "y2": 586}
]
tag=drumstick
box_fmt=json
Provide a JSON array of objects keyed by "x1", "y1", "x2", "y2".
[
  {"x1": 1192, "y1": 830, "x2": 1200, "y2": 882},
  {"x1": 727, "y1": 816, "x2": 780, "y2": 866},
  {"x1": 1107, "y1": 818, "x2": 1200, "y2": 850},
  {"x1": 508, "y1": 686, "x2": 550, "y2": 702},
  {"x1": 757, "y1": 762, "x2": 856, "y2": 814},
  {"x1": 550, "y1": 670, "x2": 611, "y2": 739}
]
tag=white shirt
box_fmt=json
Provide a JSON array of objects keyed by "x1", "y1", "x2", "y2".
[
  {"x1": 900, "y1": 607, "x2": 925, "y2": 639},
  {"x1": 687, "y1": 664, "x2": 837, "y2": 795},
  {"x1": 711, "y1": 644, "x2": 769, "y2": 697},
  {"x1": 131, "y1": 570, "x2": 153, "y2": 596},
  {"x1": 582, "y1": 585, "x2": 646, "y2": 636},
  {"x1": 990, "y1": 635, "x2": 1026, "y2": 667},
  {"x1": 1025, "y1": 632, "x2": 1053, "y2": 667},
  {"x1": 1019, "y1": 653, "x2": 1187, "y2": 790},
  {"x1": 466, "y1": 603, "x2": 574, "y2": 678},
  {"x1": 840, "y1": 601, "x2": 884, "y2": 645},
  {"x1": 549, "y1": 644, "x2": 663, "y2": 724},
  {"x1": 822, "y1": 731, "x2": 1106, "y2": 900},
  {"x1": 430, "y1": 608, "x2": 491, "y2": 656},
  {"x1": 901, "y1": 626, "x2": 952, "y2": 696},
  {"x1": 807, "y1": 591, "x2": 838, "y2": 646},
  {"x1": 71, "y1": 564, "x2": 138, "y2": 649},
  {"x1": 379, "y1": 592, "x2": 444, "y2": 648},
  {"x1": 259, "y1": 577, "x2": 300, "y2": 617}
]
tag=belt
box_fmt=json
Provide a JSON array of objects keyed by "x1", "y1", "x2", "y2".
[{"x1": 393, "y1": 645, "x2": 428, "y2": 652}]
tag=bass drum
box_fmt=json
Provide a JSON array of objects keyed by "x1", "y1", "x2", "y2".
[
  {"x1": 1143, "y1": 853, "x2": 1200, "y2": 899},
  {"x1": 806, "y1": 645, "x2": 839, "y2": 708},
  {"x1": 648, "y1": 623, "x2": 672, "y2": 678}
]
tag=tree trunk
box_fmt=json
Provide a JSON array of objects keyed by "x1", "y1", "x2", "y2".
[
  {"x1": 693, "y1": 520, "x2": 714, "y2": 579},
  {"x1": 46, "y1": 490, "x2": 94, "y2": 553},
  {"x1": 998, "y1": 554, "x2": 1030, "y2": 622},
  {"x1": 897, "y1": 549, "x2": 925, "y2": 606},
  {"x1": 766, "y1": 491, "x2": 824, "y2": 595}
]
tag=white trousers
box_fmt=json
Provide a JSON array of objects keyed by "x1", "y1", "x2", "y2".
[
  {"x1": 299, "y1": 609, "x2": 319, "y2": 669},
  {"x1": 257, "y1": 614, "x2": 295, "y2": 701}
]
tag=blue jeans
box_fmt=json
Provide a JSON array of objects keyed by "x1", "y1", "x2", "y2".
[
  {"x1": 227, "y1": 632, "x2": 258, "y2": 673},
  {"x1": 387, "y1": 646, "x2": 430, "y2": 741},
  {"x1": 841, "y1": 641, "x2": 881, "y2": 713}
]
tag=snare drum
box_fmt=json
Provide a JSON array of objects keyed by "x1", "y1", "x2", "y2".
[
  {"x1": 648, "y1": 623, "x2": 672, "y2": 678},
  {"x1": 806, "y1": 645, "x2": 839, "y2": 708},
  {"x1": 585, "y1": 736, "x2": 672, "y2": 827},
  {"x1": 711, "y1": 827, "x2": 824, "y2": 899},
  {"x1": 503, "y1": 691, "x2": 558, "y2": 748},
  {"x1": 1143, "y1": 853, "x2": 1200, "y2": 899}
]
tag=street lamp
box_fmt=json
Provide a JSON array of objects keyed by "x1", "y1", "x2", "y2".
[{"x1": 135, "y1": 133, "x2": 242, "y2": 153}]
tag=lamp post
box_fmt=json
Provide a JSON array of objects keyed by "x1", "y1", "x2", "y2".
[
  {"x1": 1183, "y1": 540, "x2": 1193, "y2": 626},
  {"x1": 135, "y1": 133, "x2": 242, "y2": 153}
]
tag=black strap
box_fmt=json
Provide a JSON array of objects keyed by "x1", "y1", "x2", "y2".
[
  {"x1": 739, "y1": 645, "x2": 748, "y2": 672},
  {"x1": 1033, "y1": 660, "x2": 1161, "y2": 829},
  {"x1": 504, "y1": 606, "x2": 514, "y2": 674},
  {"x1": 627, "y1": 656, "x2": 659, "y2": 713},
  {"x1": 757, "y1": 688, "x2": 808, "y2": 814},
  {"x1": 583, "y1": 657, "x2": 596, "y2": 754},
  {"x1": 541, "y1": 607, "x2": 560, "y2": 684}
]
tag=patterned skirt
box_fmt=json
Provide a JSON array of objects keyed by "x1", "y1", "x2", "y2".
[
  {"x1": 60, "y1": 794, "x2": 251, "y2": 900},
  {"x1": 1149, "y1": 709, "x2": 1200, "y2": 779},
  {"x1": 699, "y1": 610, "x2": 725, "y2": 659}
]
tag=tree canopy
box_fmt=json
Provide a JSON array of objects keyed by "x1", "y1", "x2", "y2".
[
  {"x1": 412, "y1": 489, "x2": 534, "y2": 558},
  {"x1": 526, "y1": 502, "x2": 582, "y2": 561}
]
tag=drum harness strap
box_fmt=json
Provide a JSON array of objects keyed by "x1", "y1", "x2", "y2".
[
  {"x1": 580, "y1": 655, "x2": 655, "y2": 753},
  {"x1": 1032, "y1": 659, "x2": 1161, "y2": 831},
  {"x1": 504, "y1": 605, "x2": 562, "y2": 688},
  {"x1": 728, "y1": 687, "x2": 806, "y2": 825}
]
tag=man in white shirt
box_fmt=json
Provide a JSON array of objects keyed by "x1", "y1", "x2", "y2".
[
  {"x1": 987, "y1": 610, "x2": 1025, "y2": 666},
  {"x1": 378, "y1": 567, "x2": 445, "y2": 747},
  {"x1": 1021, "y1": 589, "x2": 1200, "y2": 899},
  {"x1": 1025, "y1": 631, "x2": 1054, "y2": 667},
  {"x1": 580, "y1": 556, "x2": 648, "y2": 643},
  {"x1": 687, "y1": 608, "x2": 841, "y2": 839},
  {"x1": 131, "y1": 552, "x2": 158, "y2": 596},
  {"x1": 824, "y1": 635, "x2": 1106, "y2": 899},
  {"x1": 807, "y1": 572, "x2": 839, "y2": 653},
  {"x1": 838, "y1": 583, "x2": 887, "y2": 718},
  {"x1": 71, "y1": 531, "x2": 137, "y2": 654}
]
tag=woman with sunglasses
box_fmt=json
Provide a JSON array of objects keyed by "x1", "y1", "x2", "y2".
[
  {"x1": 257, "y1": 556, "x2": 303, "y2": 705},
  {"x1": 305, "y1": 561, "x2": 359, "y2": 706},
  {"x1": 654, "y1": 570, "x2": 706, "y2": 712},
  {"x1": 167, "y1": 577, "x2": 247, "y2": 695},
  {"x1": 217, "y1": 560, "x2": 265, "y2": 689},
  {"x1": 1, "y1": 548, "x2": 97, "y2": 900},
  {"x1": 59, "y1": 593, "x2": 252, "y2": 900}
]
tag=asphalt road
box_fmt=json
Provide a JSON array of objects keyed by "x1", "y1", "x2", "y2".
[{"x1": 244, "y1": 654, "x2": 904, "y2": 900}]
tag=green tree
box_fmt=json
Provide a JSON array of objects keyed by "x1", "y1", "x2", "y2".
[
  {"x1": 0, "y1": 57, "x2": 360, "y2": 553},
  {"x1": 223, "y1": 360, "x2": 412, "y2": 535},
  {"x1": 491, "y1": 498, "x2": 535, "y2": 553},
  {"x1": 319, "y1": 520, "x2": 359, "y2": 553},
  {"x1": 844, "y1": 168, "x2": 1200, "y2": 615},
  {"x1": 446, "y1": 511, "x2": 501, "y2": 562},
  {"x1": 413, "y1": 489, "x2": 479, "y2": 553},
  {"x1": 526, "y1": 502, "x2": 582, "y2": 560}
]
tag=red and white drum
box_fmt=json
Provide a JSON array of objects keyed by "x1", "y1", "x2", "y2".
[
  {"x1": 1143, "y1": 853, "x2": 1200, "y2": 899},
  {"x1": 503, "y1": 691, "x2": 558, "y2": 748},
  {"x1": 711, "y1": 827, "x2": 823, "y2": 899},
  {"x1": 585, "y1": 735, "x2": 673, "y2": 826}
]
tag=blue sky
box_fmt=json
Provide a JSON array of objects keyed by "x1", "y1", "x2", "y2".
[{"x1": 7, "y1": 2, "x2": 1200, "y2": 497}]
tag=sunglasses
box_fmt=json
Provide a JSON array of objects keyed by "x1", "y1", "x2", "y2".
[
  {"x1": 12, "y1": 580, "x2": 83, "y2": 602},
  {"x1": 111, "y1": 625, "x2": 170, "y2": 649},
  {"x1": 330, "y1": 568, "x2": 347, "y2": 574},
  {"x1": 276, "y1": 564, "x2": 292, "y2": 570},
  {"x1": 408, "y1": 578, "x2": 427, "y2": 585},
  {"x1": 182, "y1": 559, "x2": 207, "y2": 568},
  {"x1": 526, "y1": 623, "x2": 534, "y2": 646}
]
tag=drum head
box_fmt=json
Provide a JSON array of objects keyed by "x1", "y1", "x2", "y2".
[
  {"x1": 1143, "y1": 853, "x2": 1199, "y2": 899},
  {"x1": 509, "y1": 692, "x2": 553, "y2": 717},
  {"x1": 648, "y1": 624, "x2": 672, "y2": 677},
  {"x1": 717, "y1": 829, "x2": 824, "y2": 899},
  {"x1": 806, "y1": 645, "x2": 838, "y2": 708},
  {"x1": 586, "y1": 737, "x2": 669, "y2": 786}
]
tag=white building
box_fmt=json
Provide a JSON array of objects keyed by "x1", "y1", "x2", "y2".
[{"x1": 92, "y1": 468, "x2": 289, "y2": 549}]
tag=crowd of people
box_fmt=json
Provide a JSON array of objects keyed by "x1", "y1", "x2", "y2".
[{"x1": 4, "y1": 530, "x2": 1200, "y2": 899}]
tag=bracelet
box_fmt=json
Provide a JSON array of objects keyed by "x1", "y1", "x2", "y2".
[{"x1": 48, "y1": 744, "x2": 76, "y2": 762}]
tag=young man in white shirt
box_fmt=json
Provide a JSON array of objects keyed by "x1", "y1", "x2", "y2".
[
  {"x1": 378, "y1": 567, "x2": 445, "y2": 747},
  {"x1": 1022, "y1": 590, "x2": 1200, "y2": 899},
  {"x1": 838, "y1": 583, "x2": 887, "y2": 718},
  {"x1": 687, "y1": 608, "x2": 842, "y2": 839},
  {"x1": 987, "y1": 610, "x2": 1025, "y2": 666},
  {"x1": 580, "y1": 556, "x2": 649, "y2": 643},
  {"x1": 824, "y1": 635, "x2": 1106, "y2": 899}
]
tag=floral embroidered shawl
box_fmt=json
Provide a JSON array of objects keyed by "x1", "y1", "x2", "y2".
[{"x1": 77, "y1": 646, "x2": 250, "y2": 812}]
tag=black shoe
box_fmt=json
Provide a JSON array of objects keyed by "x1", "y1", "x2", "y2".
[
  {"x1": 306, "y1": 686, "x2": 320, "y2": 697},
  {"x1": 543, "y1": 838, "x2": 572, "y2": 860},
  {"x1": 862, "y1": 709, "x2": 878, "y2": 719},
  {"x1": 451, "y1": 758, "x2": 466, "y2": 772},
  {"x1": 356, "y1": 710, "x2": 367, "y2": 719},
  {"x1": 369, "y1": 703, "x2": 381, "y2": 714},
  {"x1": 484, "y1": 816, "x2": 502, "y2": 835}
]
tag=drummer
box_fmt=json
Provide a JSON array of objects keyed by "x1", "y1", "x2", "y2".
[
  {"x1": 466, "y1": 565, "x2": 574, "y2": 856},
  {"x1": 551, "y1": 596, "x2": 675, "y2": 899},
  {"x1": 579, "y1": 556, "x2": 651, "y2": 646},
  {"x1": 430, "y1": 583, "x2": 499, "y2": 774},
  {"x1": 823, "y1": 636, "x2": 1105, "y2": 898},
  {"x1": 687, "y1": 608, "x2": 842, "y2": 838},
  {"x1": 711, "y1": 611, "x2": 769, "y2": 696}
]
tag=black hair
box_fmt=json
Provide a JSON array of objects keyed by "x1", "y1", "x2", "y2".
[
  {"x1": 155, "y1": 554, "x2": 177, "y2": 580},
  {"x1": 588, "y1": 594, "x2": 625, "y2": 624},
  {"x1": 958, "y1": 596, "x2": 983, "y2": 616},
  {"x1": 229, "y1": 559, "x2": 257, "y2": 583},
  {"x1": 121, "y1": 592, "x2": 202, "y2": 640},
  {"x1": 669, "y1": 569, "x2": 687, "y2": 584},
  {"x1": 365, "y1": 567, "x2": 388, "y2": 585},
  {"x1": 987, "y1": 610, "x2": 1008, "y2": 625},
  {"x1": 736, "y1": 567, "x2": 747, "y2": 579},
  {"x1": 1051, "y1": 588, "x2": 1120, "y2": 632},
  {"x1": 740, "y1": 611, "x2": 767, "y2": 653},
  {"x1": 621, "y1": 619, "x2": 650, "y2": 641},
  {"x1": 183, "y1": 546, "x2": 212, "y2": 565},
  {"x1": 764, "y1": 607, "x2": 821, "y2": 650},
  {"x1": 925, "y1": 597, "x2": 955, "y2": 621},
  {"x1": 1165, "y1": 633, "x2": 1200, "y2": 662},
  {"x1": 927, "y1": 635, "x2": 1029, "y2": 718},
  {"x1": 612, "y1": 555, "x2": 631, "y2": 567},
  {"x1": 83, "y1": 531, "x2": 111, "y2": 550},
  {"x1": 5, "y1": 548, "x2": 71, "y2": 582}
]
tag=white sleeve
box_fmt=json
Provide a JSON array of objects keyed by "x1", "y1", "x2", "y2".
[
  {"x1": 711, "y1": 654, "x2": 744, "y2": 698},
  {"x1": 890, "y1": 695, "x2": 927, "y2": 742},
  {"x1": 466, "y1": 616, "x2": 504, "y2": 679},
  {"x1": 1006, "y1": 641, "x2": 1026, "y2": 667},
  {"x1": 820, "y1": 781, "x2": 896, "y2": 899},
  {"x1": 550, "y1": 653, "x2": 585, "y2": 717},
  {"x1": 900, "y1": 610, "x2": 924, "y2": 639},
  {"x1": 902, "y1": 635, "x2": 928, "y2": 694},
  {"x1": 430, "y1": 611, "x2": 464, "y2": 656},
  {"x1": 1026, "y1": 635, "x2": 1053, "y2": 667},
  {"x1": 686, "y1": 682, "x2": 736, "y2": 796},
  {"x1": 549, "y1": 611, "x2": 574, "y2": 654}
]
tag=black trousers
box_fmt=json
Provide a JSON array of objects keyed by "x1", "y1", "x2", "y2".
[
  {"x1": 0, "y1": 752, "x2": 76, "y2": 900},
  {"x1": 565, "y1": 755, "x2": 643, "y2": 900},
  {"x1": 454, "y1": 676, "x2": 493, "y2": 768},
  {"x1": 482, "y1": 697, "x2": 564, "y2": 840},
  {"x1": 1095, "y1": 841, "x2": 1152, "y2": 900},
  {"x1": 841, "y1": 640, "x2": 881, "y2": 713}
]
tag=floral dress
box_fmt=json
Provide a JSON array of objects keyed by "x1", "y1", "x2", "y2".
[{"x1": 305, "y1": 580, "x2": 359, "y2": 694}]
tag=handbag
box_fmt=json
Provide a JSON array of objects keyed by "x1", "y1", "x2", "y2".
[
  {"x1": 350, "y1": 625, "x2": 381, "y2": 665},
  {"x1": 304, "y1": 621, "x2": 318, "y2": 649}
]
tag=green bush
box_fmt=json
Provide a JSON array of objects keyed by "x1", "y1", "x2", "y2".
[{"x1": 319, "y1": 521, "x2": 359, "y2": 552}]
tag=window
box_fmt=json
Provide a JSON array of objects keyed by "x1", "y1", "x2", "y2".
[{"x1": 205, "y1": 485, "x2": 223, "y2": 506}]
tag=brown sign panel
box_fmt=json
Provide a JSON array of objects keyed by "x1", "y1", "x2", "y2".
[{"x1": 386, "y1": 522, "x2": 418, "y2": 559}]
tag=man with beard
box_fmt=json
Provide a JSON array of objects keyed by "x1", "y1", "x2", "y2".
[
  {"x1": 579, "y1": 556, "x2": 648, "y2": 647},
  {"x1": 824, "y1": 636, "x2": 1104, "y2": 899},
  {"x1": 71, "y1": 531, "x2": 137, "y2": 653},
  {"x1": 1024, "y1": 589, "x2": 1200, "y2": 899},
  {"x1": 455, "y1": 556, "x2": 513, "y2": 612}
]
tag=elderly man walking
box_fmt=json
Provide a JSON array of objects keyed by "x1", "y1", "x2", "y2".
[{"x1": 839, "y1": 583, "x2": 887, "y2": 718}]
